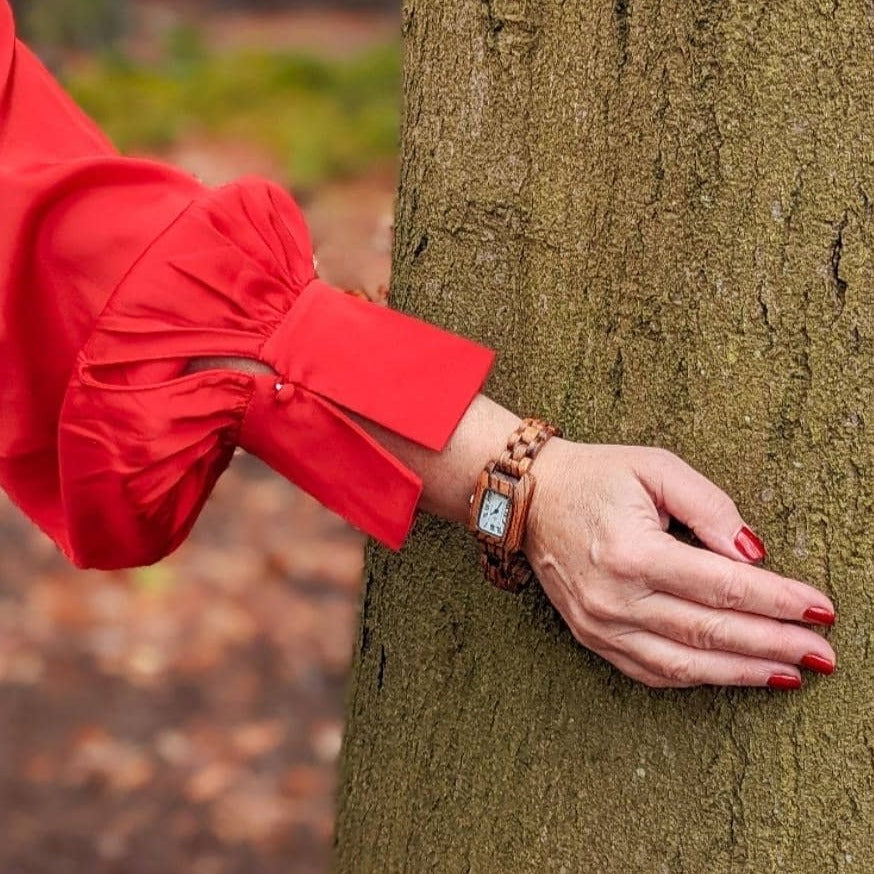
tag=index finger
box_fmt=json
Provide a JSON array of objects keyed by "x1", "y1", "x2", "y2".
[{"x1": 642, "y1": 536, "x2": 836, "y2": 624}]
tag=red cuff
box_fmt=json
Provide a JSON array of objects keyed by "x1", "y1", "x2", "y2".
[
  {"x1": 264, "y1": 279, "x2": 493, "y2": 451},
  {"x1": 240, "y1": 279, "x2": 495, "y2": 549}
]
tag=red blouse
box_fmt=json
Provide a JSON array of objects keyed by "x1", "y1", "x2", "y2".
[{"x1": 0, "y1": 2, "x2": 493, "y2": 569}]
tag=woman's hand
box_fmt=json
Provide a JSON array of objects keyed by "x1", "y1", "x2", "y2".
[
  {"x1": 525, "y1": 441, "x2": 836, "y2": 689},
  {"x1": 354, "y1": 392, "x2": 835, "y2": 689}
]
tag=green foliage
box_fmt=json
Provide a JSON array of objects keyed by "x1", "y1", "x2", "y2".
[{"x1": 63, "y1": 30, "x2": 401, "y2": 188}]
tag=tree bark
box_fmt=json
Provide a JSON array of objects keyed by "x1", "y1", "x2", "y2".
[{"x1": 336, "y1": 2, "x2": 874, "y2": 871}]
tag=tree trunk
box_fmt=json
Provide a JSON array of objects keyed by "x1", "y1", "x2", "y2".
[{"x1": 336, "y1": 2, "x2": 874, "y2": 871}]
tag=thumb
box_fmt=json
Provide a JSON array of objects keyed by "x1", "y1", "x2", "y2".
[{"x1": 635, "y1": 448, "x2": 767, "y2": 563}]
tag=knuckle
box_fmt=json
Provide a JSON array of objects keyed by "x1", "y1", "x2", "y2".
[
  {"x1": 704, "y1": 489, "x2": 738, "y2": 523},
  {"x1": 739, "y1": 665, "x2": 771, "y2": 687},
  {"x1": 692, "y1": 614, "x2": 730, "y2": 651},
  {"x1": 598, "y1": 537, "x2": 645, "y2": 582},
  {"x1": 769, "y1": 586, "x2": 797, "y2": 619},
  {"x1": 579, "y1": 588, "x2": 617, "y2": 622},
  {"x1": 762, "y1": 625, "x2": 796, "y2": 661},
  {"x1": 621, "y1": 547, "x2": 651, "y2": 582},
  {"x1": 650, "y1": 446, "x2": 676, "y2": 466},
  {"x1": 644, "y1": 447, "x2": 677, "y2": 484},
  {"x1": 615, "y1": 655, "x2": 671, "y2": 689},
  {"x1": 713, "y1": 567, "x2": 751, "y2": 611},
  {"x1": 660, "y1": 656, "x2": 697, "y2": 687}
]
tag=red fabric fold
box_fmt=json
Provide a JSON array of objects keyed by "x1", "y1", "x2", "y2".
[
  {"x1": 59, "y1": 370, "x2": 249, "y2": 569},
  {"x1": 240, "y1": 375, "x2": 424, "y2": 551}
]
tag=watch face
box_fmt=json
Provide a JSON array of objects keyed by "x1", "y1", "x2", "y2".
[{"x1": 477, "y1": 489, "x2": 511, "y2": 538}]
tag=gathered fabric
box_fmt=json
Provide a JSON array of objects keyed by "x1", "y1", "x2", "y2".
[{"x1": 0, "y1": 2, "x2": 493, "y2": 568}]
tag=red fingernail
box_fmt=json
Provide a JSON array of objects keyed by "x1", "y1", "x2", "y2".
[
  {"x1": 767, "y1": 674, "x2": 802, "y2": 690},
  {"x1": 800, "y1": 654, "x2": 835, "y2": 675},
  {"x1": 734, "y1": 526, "x2": 767, "y2": 562},
  {"x1": 803, "y1": 606, "x2": 836, "y2": 626}
]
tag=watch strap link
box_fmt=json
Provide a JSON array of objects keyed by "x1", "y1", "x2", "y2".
[
  {"x1": 496, "y1": 418, "x2": 560, "y2": 479},
  {"x1": 480, "y1": 543, "x2": 538, "y2": 591}
]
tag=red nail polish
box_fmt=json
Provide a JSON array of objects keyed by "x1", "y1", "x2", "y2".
[
  {"x1": 767, "y1": 674, "x2": 802, "y2": 690},
  {"x1": 803, "y1": 606, "x2": 836, "y2": 626},
  {"x1": 734, "y1": 525, "x2": 767, "y2": 562},
  {"x1": 800, "y1": 654, "x2": 835, "y2": 675}
]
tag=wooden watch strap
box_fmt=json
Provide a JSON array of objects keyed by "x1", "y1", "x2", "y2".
[
  {"x1": 496, "y1": 418, "x2": 560, "y2": 479},
  {"x1": 480, "y1": 543, "x2": 536, "y2": 591},
  {"x1": 476, "y1": 417, "x2": 561, "y2": 592}
]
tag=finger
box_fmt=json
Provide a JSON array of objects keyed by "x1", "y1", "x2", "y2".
[
  {"x1": 641, "y1": 537, "x2": 836, "y2": 625},
  {"x1": 596, "y1": 646, "x2": 673, "y2": 688},
  {"x1": 635, "y1": 449, "x2": 767, "y2": 563},
  {"x1": 621, "y1": 630, "x2": 803, "y2": 689},
  {"x1": 628, "y1": 591, "x2": 836, "y2": 672}
]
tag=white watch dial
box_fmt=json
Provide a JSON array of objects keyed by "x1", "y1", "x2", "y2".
[{"x1": 477, "y1": 489, "x2": 511, "y2": 537}]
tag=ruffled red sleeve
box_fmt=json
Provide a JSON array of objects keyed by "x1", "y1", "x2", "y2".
[{"x1": 0, "y1": 2, "x2": 494, "y2": 569}]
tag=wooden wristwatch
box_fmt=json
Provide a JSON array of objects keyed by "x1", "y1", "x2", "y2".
[{"x1": 467, "y1": 418, "x2": 561, "y2": 592}]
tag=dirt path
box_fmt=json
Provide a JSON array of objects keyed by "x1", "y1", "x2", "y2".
[{"x1": 0, "y1": 457, "x2": 365, "y2": 874}]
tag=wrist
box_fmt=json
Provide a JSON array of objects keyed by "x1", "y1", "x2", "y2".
[
  {"x1": 521, "y1": 435, "x2": 565, "y2": 561},
  {"x1": 350, "y1": 394, "x2": 521, "y2": 525},
  {"x1": 410, "y1": 395, "x2": 522, "y2": 524}
]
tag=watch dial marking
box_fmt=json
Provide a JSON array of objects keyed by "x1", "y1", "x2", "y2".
[{"x1": 478, "y1": 490, "x2": 511, "y2": 537}]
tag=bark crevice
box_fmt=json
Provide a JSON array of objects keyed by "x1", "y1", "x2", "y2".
[{"x1": 829, "y1": 211, "x2": 849, "y2": 317}]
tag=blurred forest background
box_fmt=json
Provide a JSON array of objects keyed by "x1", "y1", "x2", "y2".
[{"x1": 1, "y1": 1, "x2": 398, "y2": 872}]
